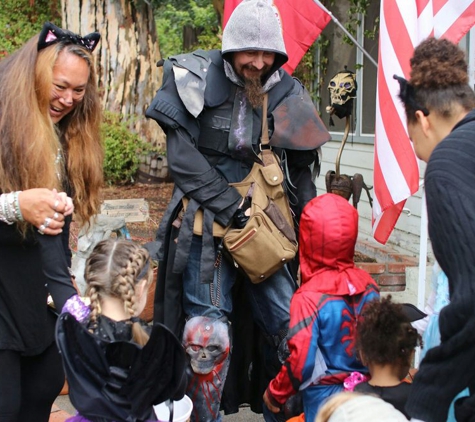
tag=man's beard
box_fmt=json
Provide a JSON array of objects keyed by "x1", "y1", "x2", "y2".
[{"x1": 244, "y1": 76, "x2": 265, "y2": 109}]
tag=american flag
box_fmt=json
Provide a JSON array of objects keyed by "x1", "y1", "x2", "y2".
[
  {"x1": 372, "y1": 0, "x2": 475, "y2": 244},
  {"x1": 223, "y1": 0, "x2": 331, "y2": 75}
]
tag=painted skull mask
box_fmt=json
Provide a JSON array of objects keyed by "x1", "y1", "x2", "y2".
[
  {"x1": 327, "y1": 70, "x2": 357, "y2": 119},
  {"x1": 182, "y1": 316, "x2": 230, "y2": 375}
]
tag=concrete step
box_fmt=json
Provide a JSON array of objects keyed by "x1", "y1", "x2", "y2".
[{"x1": 49, "y1": 404, "x2": 72, "y2": 422}]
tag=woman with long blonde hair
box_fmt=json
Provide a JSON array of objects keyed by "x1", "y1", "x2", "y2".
[{"x1": 0, "y1": 22, "x2": 103, "y2": 421}]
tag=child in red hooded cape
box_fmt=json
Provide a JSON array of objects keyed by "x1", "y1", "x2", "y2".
[{"x1": 263, "y1": 193, "x2": 380, "y2": 422}]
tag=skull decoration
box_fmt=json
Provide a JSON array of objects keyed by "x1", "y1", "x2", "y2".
[
  {"x1": 326, "y1": 70, "x2": 357, "y2": 121},
  {"x1": 324, "y1": 67, "x2": 371, "y2": 208},
  {"x1": 183, "y1": 317, "x2": 231, "y2": 421},
  {"x1": 183, "y1": 316, "x2": 230, "y2": 375}
]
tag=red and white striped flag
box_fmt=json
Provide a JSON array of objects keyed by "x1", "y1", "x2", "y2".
[
  {"x1": 372, "y1": 0, "x2": 475, "y2": 244},
  {"x1": 223, "y1": 0, "x2": 331, "y2": 75}
]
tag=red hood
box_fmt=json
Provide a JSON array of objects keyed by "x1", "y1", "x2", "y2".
[{"x1": 299, "y1": 193, "x2": 377, "y2": 295}]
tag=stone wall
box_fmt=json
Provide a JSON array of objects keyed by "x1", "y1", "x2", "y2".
[{"x1": 137, "y1": 153, "x2": 171, "y2": 184}]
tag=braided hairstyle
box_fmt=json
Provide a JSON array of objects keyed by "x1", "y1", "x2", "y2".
[
  {"x1": 404, "y1": 37, "x2": 475, "y2": 124},
  {"x1": 85, "y1": 238, "x2": 153, "y2": 346},
  {"x1": 355, "y1": 295, "x2": 422, "y2": 380}
]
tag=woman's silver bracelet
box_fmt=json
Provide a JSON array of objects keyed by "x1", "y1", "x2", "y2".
[{"x1": 0, "y1": 191, "x2": 23, "y2": 224}]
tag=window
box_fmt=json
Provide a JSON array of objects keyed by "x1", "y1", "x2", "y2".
[
  {"x1": 315, "y1": 2, "x2": 474, "y2": 144},
  {"x1": 317, "y1": 1, "x2": 379, "y2": 143}
]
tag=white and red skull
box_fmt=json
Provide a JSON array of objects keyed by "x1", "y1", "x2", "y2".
[{"x1": 183, "y1": 316, "x2": 230, "y2": 375}]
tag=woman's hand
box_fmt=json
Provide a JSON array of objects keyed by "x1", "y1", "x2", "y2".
[
  {"x1": 56, "y1": 190, "x2": 74, "y2": 216},
  {"x1": 18, "y1": 188, "x2": 73, "y2": 235}
]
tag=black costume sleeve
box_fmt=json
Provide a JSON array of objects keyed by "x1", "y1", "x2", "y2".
[
  {"x1": 166, "y1": 127, "x2": 242, "y2": 227},
  {"x1": 37, "y1": 232, "x2": 77, "y2": 311}
]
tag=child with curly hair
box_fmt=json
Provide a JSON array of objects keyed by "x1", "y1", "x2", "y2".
[{"x1": 353, "y1": 295, "x2": 422, "y2": 419}]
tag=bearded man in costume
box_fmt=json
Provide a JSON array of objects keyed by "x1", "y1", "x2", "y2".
[{"x1": 146, "y1": 1, "x2": 330, "y2": 420}]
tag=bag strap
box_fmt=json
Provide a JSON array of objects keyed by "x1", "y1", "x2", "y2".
[
  {"x1": 261, "y1": 93, "x2": 270, "y2": 146},
  {"x1": 260, "y1": 93, "x2": 276, "y2": 166}
]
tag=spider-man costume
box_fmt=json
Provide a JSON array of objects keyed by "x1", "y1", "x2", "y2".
[{"x1": 265, "y1": 193, "x2": 380, "y2": 422}]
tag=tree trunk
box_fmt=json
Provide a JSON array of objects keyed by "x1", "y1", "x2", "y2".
[
  {"x1": 213, "y1": 0, "x2": 225, "y2": 28},
  {"x1": 61, "y1": 0, "x2": 165, "y2": 149}
]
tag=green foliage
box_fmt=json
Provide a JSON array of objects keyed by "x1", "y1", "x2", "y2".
[
  {"x1": 294, "y1": 44, "x2": 319, "y2": 102},
  {"x1": 293, "y1": 35, "x2": 333, "y2": 107},
  {"x1": 192, "y1": 2, "x2": 222, "y2": 51},
  {"x1": 102, "y1": 112, "x2": 157, "y2": 186},
  {"x1": 364, "y1": 16, "x2": 380, "y2": 40},
  {"x1": 155, "y1": 4, "x2": 191, "y2": 57},
  {"x1": 155, "y1": 0, "x2": 220, "y2": 58},
  {"x1": 344, "y1": 0, "x2": 379, "y2": 45},
  {"x1": 320, "y1": 0, "x2": 379, "y2": 45},
  {"x1": 152, "y1": 0, "x2": 211, "y2": 10},
  {"x1": 0, "y1": 0, "x2": 61, "y2": 56}
]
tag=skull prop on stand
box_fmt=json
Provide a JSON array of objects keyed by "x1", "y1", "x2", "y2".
[
  {"x1": 325, "y1": 69, "x2": 371, "y2": 209},
  {"x1": 326, "y1": 69, "x2": 357, "y2": 125},
  {"x1": 183, "y1": 316, "x2": 230, "y2": 421}
]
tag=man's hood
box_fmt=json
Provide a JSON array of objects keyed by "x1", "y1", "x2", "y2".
[{"x1": 221, "y1": 0, "x2": 288, "y2": 77}]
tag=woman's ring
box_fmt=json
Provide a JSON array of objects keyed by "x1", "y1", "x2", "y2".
[
  {"x1": 38, "y1": 225, "x2": 46, "y2": 235},
  {"x1": 44, "y1": 217, "x2": 52, "y2": 228}
]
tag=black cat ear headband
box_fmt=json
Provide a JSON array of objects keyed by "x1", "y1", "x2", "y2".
[
  {"x1": 37, "y1": 22, "x2": 100, "y2": 52},
  {"x1": 393, "y1": 74, "x2": 430, "y2": 116}
]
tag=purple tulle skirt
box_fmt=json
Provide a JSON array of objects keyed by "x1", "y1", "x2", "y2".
[{"x1": 66, "y1": 415, "x2": 92, "y2": 422}]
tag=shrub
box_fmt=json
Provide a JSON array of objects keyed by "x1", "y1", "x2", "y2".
[
  {"x1": 0, "y1": 0, "x2": 61, "y2": 56},
  {"x1": 102, "y1": 112, "x2": 154, "y2": 185}
]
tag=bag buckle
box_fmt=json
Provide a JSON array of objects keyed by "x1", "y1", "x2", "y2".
[{"x1": 259, "y1": 143, "x2": 272, "y2": 152}]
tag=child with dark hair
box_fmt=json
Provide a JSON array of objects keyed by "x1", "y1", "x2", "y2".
[{"x1": 354, "y1": 295, "x2": 422, "y2": 419}]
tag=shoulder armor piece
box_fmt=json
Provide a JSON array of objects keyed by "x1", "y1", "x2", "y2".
[
  {"x1": 170, "y1": 50, "x2": 212, "y2": 118},
  {"x1": 270, "y1": 80, "x2": 331, "y2": 150}
]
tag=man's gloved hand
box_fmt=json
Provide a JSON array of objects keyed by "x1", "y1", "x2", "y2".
[
  {"x1": 233, "y1": 197, "x2": 251, "y2": 229},
  {"x1": 233, "y1": 207, "x2": 249, "y2": 229}
]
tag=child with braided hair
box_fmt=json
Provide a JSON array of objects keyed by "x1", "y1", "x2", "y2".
[
  {"x1": 353, "y1": 296, "x2": 422, "y2": 419},
  {"x1": 84, "y1": 238, "x2": 152, "y2": 346},
  {"x1": 56, "y1": 238, "x2": 188, "y2": 421}
]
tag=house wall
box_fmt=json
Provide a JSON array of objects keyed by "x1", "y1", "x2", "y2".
[
  {"x1": 312, "y1": 10, "x2": 475, "y2": 269},
  {"x1": 316, "y1": 137, "x2": 433, "y2": 263}
]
